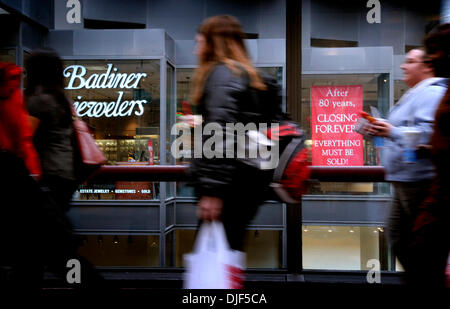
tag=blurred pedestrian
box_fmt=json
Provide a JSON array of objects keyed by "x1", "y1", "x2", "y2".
[
  {"x1": 189, "y1": 15, "x2": 282, "y2": 254},
  {"x1": 0, "y1": 61, "x2": 44, "y2": 293},
  {"x1": 409, "y1": 23, "x2": 450, "y2": 289},
  {"x1": 367, "y1": 48, "x2": 447, "y2": 286},
  {"x1": 24, "y1": 49, "x2": 103, "y2": 291},
  {"x1": 0, "y1": 61, "x2": 41, "y2": 177}
]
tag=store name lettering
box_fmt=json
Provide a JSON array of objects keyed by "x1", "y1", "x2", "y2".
[
  {"x1": 64, "y1": 64, "x2": 147, "y2": 90},
  {"x1": 63, "y1": 64, "x2": 149, "y2": 118}
]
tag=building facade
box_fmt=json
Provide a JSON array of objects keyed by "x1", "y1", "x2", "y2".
[{"x1": 0, "y1": 0, "x2": 446, "y2": 276}]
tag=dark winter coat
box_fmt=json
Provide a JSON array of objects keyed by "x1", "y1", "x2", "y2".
[{"x1": 189, "y1": 63, "x2": 284, "y2": 199}]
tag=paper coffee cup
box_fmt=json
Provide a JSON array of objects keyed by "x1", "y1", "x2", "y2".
[{"x1": 402, "y1": 128, "x2": 421, "y2": 163}]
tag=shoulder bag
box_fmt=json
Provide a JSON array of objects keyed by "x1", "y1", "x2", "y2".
[{"x1": 72, "y1": 111, "x2": 107, "y2": 182}]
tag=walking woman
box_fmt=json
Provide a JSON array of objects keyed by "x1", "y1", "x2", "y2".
[
  {"x1": 25, "y1": 49, "x2": 103, "y2": 290},
  {"x1": 189, "y1": 16, "x2": 283, "y2": 252},
  {"x1": 0, "y1": 61, "x2": 43, "y2": 293}
]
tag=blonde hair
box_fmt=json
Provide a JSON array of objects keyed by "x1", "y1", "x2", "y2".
[{"x1": 192, "y1": 15, "x2": 266, "y2": 104}]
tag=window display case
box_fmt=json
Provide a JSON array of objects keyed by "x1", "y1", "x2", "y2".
[
  {"x1": 63, "y1": 59, "x2": 162, "y2": 200},
  {"x1": 95, "y1": 138, "x2": 159, "y2": 164}
]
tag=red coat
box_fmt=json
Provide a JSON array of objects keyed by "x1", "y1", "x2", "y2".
[{"x1": 0, "y1": 62, "x2": 41, "y2": 177}]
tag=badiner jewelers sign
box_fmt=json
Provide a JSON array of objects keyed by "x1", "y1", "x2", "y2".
[{"x1": 64, "y1": 64, "x2": 148, "y2": 118}]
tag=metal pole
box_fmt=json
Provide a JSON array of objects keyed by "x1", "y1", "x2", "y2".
[{"x1": 286, "y1": 0, "x2": 303, "y2": 274}]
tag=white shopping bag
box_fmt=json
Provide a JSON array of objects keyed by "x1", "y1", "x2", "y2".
[{"x1": 183, "y1": 221, "x2": 246, "y2": 289}]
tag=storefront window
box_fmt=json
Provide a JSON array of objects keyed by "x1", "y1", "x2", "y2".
[
  {"x1": 259, "y1": 67, "x2": 283, "y2": 86},
  {"x1": 63, "y1": 60, "x2": 161, "y2": 200},
  {"x1": 174, "y1": 67, "x2": 283, "y2": 197},
  {"x1": 300, "y1": 0, "x2": 442, "y2": 273},
  {"x1": 0, "y1": 48, "x2": 16, "y2": 63},
  {"x1": 166, "y1": 64, "x2": 176, "y2": 198},
  {"x1": 174, "y1": 68, "x2": 195, "y2": 197},
  {"x1": 166, "y1": 63, "x2": 175, "y2": 165},
  {"x1": 77, "y1": 234, "x2": 160, "y2": 267},
  {"x1": 301, "y1": 73, "x2": 390, "y2": 197},
  {"x1": 302, "y1": 73, "x2": 390, "y2": 165},
  {"x1": 394, "y1": 80, "x2": 409, "y2": 104},
  {"x1": 306, "y1": 181, "x2": 388, "y2": 196},
  {"x1": 302, "y1": 225, "x2": 391, "y2": 271},
  {"x1": 166, "y1": 229, "x2": 282, "y2": 269},
  {"x1": 301, "y1": 74, "x2": 391, "y2": 270}
]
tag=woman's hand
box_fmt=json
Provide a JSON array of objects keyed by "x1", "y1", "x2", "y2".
[
  {"x1": 197, "y1": 196, "x2": 223, "y2": 221},
  {"x1": 368, "y1": 120, "x2": 392, "y2": 137}
]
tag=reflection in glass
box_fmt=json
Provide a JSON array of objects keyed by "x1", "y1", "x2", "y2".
[
  {"x1": 166, "y1": 64, "x2": 176, "y2": 197},
  {"x1": 63, "y1": 60, "x2": 161, "y2": 165},
  {"x1": 63, "y1": 60, "x2": 161, "y2": 201},
  {"x1": 302, "y1": 74, "x2": 391, "y2": 195},
  {"x1": 302, "y1": 225, "x2": 391, "y2": 271},
  {"x1": 74, "y1": 181, "x2": 160, "y2": 200},
  {"x1": 174, "y1": 67, "x2": 283, "y2": 197},
  {"x1": 301, "y1": 73, "x2": 390, "y2": 166},
  {"x1": 0, "y1": 48, "x2": 16, "y2": 64},
  {"x1": 166, "y1": 229, "x2": 282, "y2": 269},
  {"x1": 305, "y1": 182, "x2": 389, "y2": 196},
  {"x1": 77, "y1": 234, "x2": 160, "y2": 267}
]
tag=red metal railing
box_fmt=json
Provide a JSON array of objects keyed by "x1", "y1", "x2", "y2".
[
  {"x1": 91, "y1": 165, "x2": 385, "y2": 182},
  {"x1": 87, "y1": 164, "x2": 386, "y2": 274}
]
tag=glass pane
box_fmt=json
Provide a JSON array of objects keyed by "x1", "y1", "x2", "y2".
[
  {"x1": 166, "y1": 64, "x2": 175, "y2": 198},
  {"x1": 302, "y1": 225, "x2": 391, "y2": 271},
  {"x1": 0, "y1": 49, "x2": 16, "y2": 64},
  {"x1": 166, "y1": 229, "x2": 282, "y2": 269},
  {"x1": 166, "y1": 63, "x2": 175, "y2": 165},
  {"x1": 306, "y1": 182, "x2": 389, "y2": 196},
  {"x1": 302, "y1": 73, "x2": 390, "y2": 166},
  {"x1": 175, "y1": 68, "x2": 195, "y2": 167},
  {"x1": 244, "y1": 230, "x2": 282, "y2": 269},
  {"x1": 175, "y1": 68, "x2": 197, "y2": 198},
  {"x1": 259, "y1": 67, "x2": 283, "y2": 85},
  {"x1": 64, "y1": 60, "x2": 161, "y2": 165},
  {"x1": 63, "y1": 60, "x2": 161, "y2": 200},
  {"x1": 77, "y1": 234, "x2": 160, "y2": 267},
  {"x1": 174, "y1": 67, "x2": 283, "y2": 197},
  {"x1": 394, "y1": 80, "x2": 409, "y2": 105},
  {"x1": 302, "y1": 74, "x2": 391, "y2": 195}
]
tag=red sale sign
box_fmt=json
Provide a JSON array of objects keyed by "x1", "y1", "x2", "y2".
[{"x1": 311, "y1": 85, "x2": 364, "y2": 166}]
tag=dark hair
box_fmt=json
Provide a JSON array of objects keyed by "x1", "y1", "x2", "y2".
[
  {"x1": 25, "y1": 48, "x2": 72, "y2": 125},
  {"x1": 424, "y1": 23, "x2": 450, "y2": 78},
  {"x1": 192, "y1": 15, "x2": 266, "y2": 104}
]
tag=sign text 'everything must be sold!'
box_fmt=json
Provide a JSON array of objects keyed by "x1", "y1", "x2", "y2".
[{"x1": 311, "y1": 86, "x2": 363, "y2": 166}]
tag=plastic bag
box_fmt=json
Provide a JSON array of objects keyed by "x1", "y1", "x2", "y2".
[{"x1": 183, "y1": 221, "x2": 245, "y2": 289}]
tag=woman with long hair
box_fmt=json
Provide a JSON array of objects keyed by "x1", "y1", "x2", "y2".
[
  {"x1": 189, "y1": 15, "x2": 282, "y2": 254},
  {"x1": 26, "y1": 49, "x2": 75, "y2": 198},
  {"x1": 25, "y1": 49, "x2": 103, "y2": 290}
]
